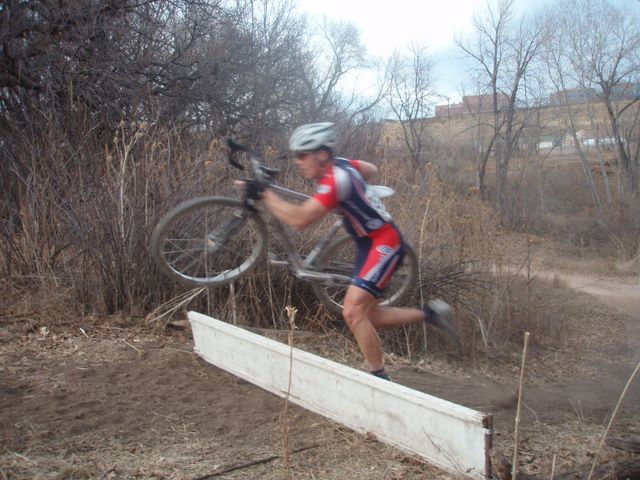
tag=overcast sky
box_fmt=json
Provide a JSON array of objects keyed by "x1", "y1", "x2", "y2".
[
  {"x1": 296, "y1": 0, "x2": 637, "y2": 105},
  {"x1": 297, "y1": 0, "x2": 486, "y2": 57},
  {"x1": 295, "y1": 0, "x2": 542, "y2": 103}
]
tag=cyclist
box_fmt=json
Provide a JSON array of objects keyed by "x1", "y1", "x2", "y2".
[{"x1": 256, "y1": 122, "x2": 458, "y2": 381}]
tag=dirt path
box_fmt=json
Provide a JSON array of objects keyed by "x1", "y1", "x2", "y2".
[
  {"x1": 0, "y1": 327, "x2": 451, "y2": 479},
  {"x1": 1, "y1": 270, "x2": 638, "y2": 479},
  {"x1": 394, "y1": 270, "x2": 640, "y2": 473},
  {"x1": 535, "y1": 270, "x2": 640, "y2": 369},
  {"x1": 535, "y1": 270, "x2": 640, "y2": 316}
]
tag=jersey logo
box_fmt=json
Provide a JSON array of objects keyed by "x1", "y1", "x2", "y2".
[
  {"x1": 366, "y1": 219, "x2": 384, "y2": 230},
  {"x1": 317, "y1": 184, "x2": 331, "y2": 195},
  {"x1": 376, "y1": 245, "x2": 393, "y2": 255}
]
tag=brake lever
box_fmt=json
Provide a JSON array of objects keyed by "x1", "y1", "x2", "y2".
[{"x1": 227, "y1": 138, "x2": 280, "y2": 183}]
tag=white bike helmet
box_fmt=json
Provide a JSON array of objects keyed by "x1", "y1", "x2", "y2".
[{"x1": 288, "y1": 122, "x2": 337, "y2": 152}]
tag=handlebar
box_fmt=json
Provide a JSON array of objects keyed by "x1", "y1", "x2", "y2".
[{"x1": 226, "y1": 138, "x2": 279, "y2": 184}]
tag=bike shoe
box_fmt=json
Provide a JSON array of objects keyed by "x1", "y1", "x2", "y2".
[{"x1": 424, "y1": 299, "x2": 461, "y2": 349}]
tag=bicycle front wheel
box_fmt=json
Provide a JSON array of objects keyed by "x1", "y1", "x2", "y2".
[
  {"x1": 311, "y1": 236, "x2": 419, "y2": 314},
  {"x1": 150, "y1": 196, "x2": 267, "y2": 287}
]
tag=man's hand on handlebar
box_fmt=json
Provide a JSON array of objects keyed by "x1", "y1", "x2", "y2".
[{"x1": 234, "y1": 179, "x2": 267, "y2": 201}]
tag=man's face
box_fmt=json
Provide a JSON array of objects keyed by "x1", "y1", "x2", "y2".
[{"x1": 294, "y1": 150, "x2": 329, "y2": 180}]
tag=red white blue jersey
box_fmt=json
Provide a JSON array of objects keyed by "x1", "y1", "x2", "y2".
[
  {"x1": 313, "y1": 158, "x2": 393, "y2": 238},
  {"x1": 313, "y1": 158, "x2": 405, "y2": 298}
]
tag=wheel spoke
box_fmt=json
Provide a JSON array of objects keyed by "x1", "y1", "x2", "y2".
[{"x1": 151, "y1": 197, "x2": 266, "y2": 286}]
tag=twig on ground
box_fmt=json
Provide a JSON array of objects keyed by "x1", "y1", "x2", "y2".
[
  {"x1": 99, "y1": 467, "x2": 116, "y2": 479},
  {"x1": 281, "y1": 305, "x2": 298, "y2": 480},
  {"x1": 152, "y1": 411, "x2": 179, "y2": 421},
  {"x1": 587, "y1": 359, "x2": 640, "y2": 480},
  {"x1": 418, "y1": 198, "x2": 431, "y2": 353},
  {"x1": 121, "y1": 338, "x2": 143, "y2": 354},
  {"x1": 229, "y1": 282, "x2": 237, "y2": 325},
  {"x1": 144, "y1": 287, "x2": 206, "y2": 326},
  {"x1": 7, "y1": 450, "x2": 37, "y2": 465},
  {"x1": 189, "y1": 444, "x2": 319, "y2": 480},
  {"x1": 512, "y1": 331, "x2": 530, "y2": 480}
]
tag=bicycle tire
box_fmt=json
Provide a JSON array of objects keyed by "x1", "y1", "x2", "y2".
[
  {"x1": 150, "y1": 196, "x2": 267, "y2": 287},
  {"x1": 311, "y1": 236, "x2": 419, "y2": 314}
]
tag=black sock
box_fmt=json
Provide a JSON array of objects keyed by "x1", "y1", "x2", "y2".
[{"x1": 371, "y1": 368, "x2": 391, "y2": 381}]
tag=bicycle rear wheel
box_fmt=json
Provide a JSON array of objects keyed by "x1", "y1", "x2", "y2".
[
  {"x1": 150, "y1": 196, "x2": 267, "y2": 287},
  {"x1": 311, "y1": 236, "x2": 418, "y2": 314}
]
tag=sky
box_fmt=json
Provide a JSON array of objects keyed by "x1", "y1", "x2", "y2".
[
  {"x1": 296, "y1": 0, "x2": 638, "y2": 107},
  {"x1": 296, "y1": 0, "x2": 493, "y2": 103},
  {"x1": 297, "y1": 0, "x2": 488, "y2": 57}
]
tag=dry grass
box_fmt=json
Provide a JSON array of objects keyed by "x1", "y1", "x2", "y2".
[{"x1": 1, "y1": 120, "x2": 638, "y2": 368}]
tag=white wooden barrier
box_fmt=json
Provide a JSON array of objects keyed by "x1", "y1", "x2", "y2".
[{"x1": 189, "y1": 311, "x2": 493, "y2": 479}]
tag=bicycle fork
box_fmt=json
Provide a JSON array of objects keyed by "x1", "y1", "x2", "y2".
[{"x1": 205, "y1": 210, "x2": 248, "y2": 254}]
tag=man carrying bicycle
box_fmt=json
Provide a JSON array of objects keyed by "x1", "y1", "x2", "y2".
[{"x1": 258, "y1": 122, "x2": 458, "y2": 381}]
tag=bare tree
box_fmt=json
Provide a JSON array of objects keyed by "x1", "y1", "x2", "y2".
[
  {"x1": 584, "y1": 0, "x2": 640, "y2": 194},
  {"x1": 0, "y1": 0, "x2": 222, "y2": 131},
  {"x1": 457, "y1": 0, "x2": 543, "y2": 214},
  {"x1": 458, "y1": 83, "x2": 498, "y2": 198},
  {"x1": 386, "y1": 43, "x2": 436, "y2": 166},
  {"x1": 543, "y1": 0, "x2": 640, "y2": 198},
  {"x1": 187, "y1": 0, "x2": 313, "y2": 144},
  {"x1": 0, "y1": 0, "x2": 379, "y2": 313},
  {"x1": 542, "y1": 1, "x2": 605, "y2": 207},
  {"x1": 289, "y1": 16, "x2": 367, "y2": 122}
]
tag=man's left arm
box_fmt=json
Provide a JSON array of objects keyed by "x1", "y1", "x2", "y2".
[{"x1": 353, "y1": 160, "x2": 379, "y2": 182}]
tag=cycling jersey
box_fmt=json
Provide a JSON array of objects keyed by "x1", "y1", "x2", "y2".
[
  {"x1": 312, "y1": 158, "x2": 405, "y2": 298},
  {"x1": 313, "y1": 158, "x2": 392, "y2": 237}
]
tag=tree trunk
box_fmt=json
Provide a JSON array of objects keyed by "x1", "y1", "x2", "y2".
[
  {"x1": 603, "y1": 96, "x2": 637, "y2": 194},
  {"x1": 587, "y1": 102, "x2": 612, "y2": 203},
  {"x1": 566, "y1": 115, "x2": 602, "y2": 208}
]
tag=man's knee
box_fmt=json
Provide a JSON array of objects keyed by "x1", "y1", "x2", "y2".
[{"x1": 342, "y1": 300, "x2": 368, "y2": 329}]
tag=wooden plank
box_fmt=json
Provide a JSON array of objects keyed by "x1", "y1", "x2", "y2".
[{"x1": 188, "y1": 311, "x2": 493, "y2": 479}]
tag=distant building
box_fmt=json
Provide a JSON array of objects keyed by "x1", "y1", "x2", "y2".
[
  {"x1": 435, "y1": 103, "x2": 466, "y2": 117},
  {"x1": 433, "y1": 84, "x2": 639, "y2": 120},
  {"x1": 549, "y1": 83, "x2": 640, "y2": 104},
  {"x1": 549, "y1": 88, "x2": 596, "y2": 105},
  {"x1": 434, "y1": 93, "x2": 509, "y2": 118},
  {"x1": 611, "y1": 82, "x2": 640, "y2": 100}
]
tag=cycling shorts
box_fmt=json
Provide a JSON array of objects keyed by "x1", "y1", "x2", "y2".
[{"x1": 351, "y1": 223, "x2": 405, "y2": 299}]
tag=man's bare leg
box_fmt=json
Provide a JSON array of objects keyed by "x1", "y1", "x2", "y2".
[
  {"x1": 369, "y1": 305, "x2": 425, "y2": 330},
  {"x1": 342, "y1": 285, "x2": 386, "y2": 371}
]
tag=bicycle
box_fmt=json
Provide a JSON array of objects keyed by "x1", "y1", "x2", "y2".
[{"x1": 149, "y1": 139, "x2": 418, "y2": 314}]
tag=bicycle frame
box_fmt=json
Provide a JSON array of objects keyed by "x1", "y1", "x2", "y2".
[{"x1": 258, "y1": 183, "x2": 351, "y2": 287}]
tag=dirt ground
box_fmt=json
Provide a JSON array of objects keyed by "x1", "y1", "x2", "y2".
[{"x1": 1, "y1": 253, "x2": 639, "y2": 479}]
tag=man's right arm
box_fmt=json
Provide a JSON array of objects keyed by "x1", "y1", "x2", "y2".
[{"x1": 260, "y1": 189, "x2": 328, "y2": 230}]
